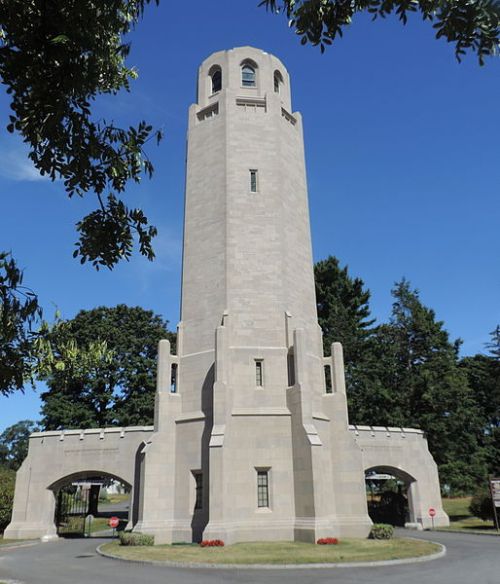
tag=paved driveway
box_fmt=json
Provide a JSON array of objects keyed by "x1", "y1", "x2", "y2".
[{"x1": 0, "y1": 530, "x2": 498, "y2": 584}]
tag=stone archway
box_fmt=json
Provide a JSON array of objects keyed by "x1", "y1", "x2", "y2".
[
  {"x1": 350, "y1": 425, "x2": 449, "y2": 529},
  {"x1": 49, "y1": 470, "x2": 132, "y2": 537},
  {"x1": 4, "y1": 426, "x2": 154, "y2": 540},
  {"x1": 365, "y1": 465, "x2": 417, "y2": 526}
]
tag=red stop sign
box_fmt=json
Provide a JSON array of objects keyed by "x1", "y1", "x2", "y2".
[
  {"x1": 108, "y1": 516, "x2": 120, "y2": 529},
  {"x1": 428, "y1": 507, "x2": 436, "y2": 518}
]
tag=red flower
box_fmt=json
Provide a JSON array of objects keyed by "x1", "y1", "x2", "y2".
[
  {"x1": 317, "y1": 537, "x2": 339, "y2": 545},
  {"x1": 200, "y1": 539, "x2": 225, "y2": 547}
]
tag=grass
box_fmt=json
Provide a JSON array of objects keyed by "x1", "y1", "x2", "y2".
[
  {"x1": 99, "y1": 493, "x2": 130, "y2": 506},
  {"x1": 441, "y1": 497, "x2": 499, "y2": 534},
  {"x1": 0, "y1": 536, "x2": 28, "y2": 546},
  {"x1": 0, "y1": 538, "x2": 19, "y2": 546},
  {"x1": 89, "y1": 517, "x2": 114, "y2": 533},
  {"x1": 101, "y1": 538, "x2": 441, "y2": 565}
]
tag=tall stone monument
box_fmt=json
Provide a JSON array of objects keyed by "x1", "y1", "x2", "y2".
[{"x1": 5, "y1": 47, "x2": 449, "y2": 544}]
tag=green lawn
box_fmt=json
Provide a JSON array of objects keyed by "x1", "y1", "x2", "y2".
[
  {"x1": 101, "y1": 538, "x2": 441, "y2": 565},
  {"x1": 89, "y1": 517, "x2": 112, "y2": 533},
  {"x1": 0, "y1": 537, "x2": 27, "y2": 546},
  {"x1": 99, "y1": 493, "x2": 130, "y2": 506},
  {"x1": 441, "y1": 497, "x2": 498, "y2": 534}
]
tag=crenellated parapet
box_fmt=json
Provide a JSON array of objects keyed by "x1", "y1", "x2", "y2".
[{"x1": 349, "y1": 425, "x2": 426, "y2": 440}]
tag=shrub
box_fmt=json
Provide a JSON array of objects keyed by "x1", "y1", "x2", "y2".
[
  {"x1": 469, "y1": 490, "x2": 495, "y2": 521},
  {"x1": 0, "y1": 466, "x2": 15, "y2": 532},
  {"x1": 317, "y1": 537, "x2": 339, "y2": 545},
  {"x1": 200, "y1": 539, "x2": 224, "y2": 547},
  {"x1": 369, "y1": 523, "x2": 394, "y2": 539},
  {"x1": 118, "y1": 531, "x2": 154, "y2": 546}
]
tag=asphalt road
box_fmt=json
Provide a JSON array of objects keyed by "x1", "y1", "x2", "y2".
[{"x1": 1, "y1": 530, "x2": 498, "y2": 584}]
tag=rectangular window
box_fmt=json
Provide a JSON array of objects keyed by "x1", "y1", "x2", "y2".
[
  {"x1": 250, "y1": 169, "x2": 258, "y2": 192},
  {"x1": 170, "y1": 363, "x2": 178, "y2": 393},
  {"x1": 255, "y1": 359, "x2": 263, "y2": 386},
  {"x1": 324, "y1": 364, "x2": 332, "y2": 394},
  {"x1": 257, "y1": 470, "x2": 269, "y2": 508},
  {"x1": 193, "y1": 472, "x2": 203, "y2": 510},
  {"x1": 287, "y1": 349, "x2": 295, "y2": 387}
]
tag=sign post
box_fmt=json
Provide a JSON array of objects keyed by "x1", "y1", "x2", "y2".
[
  {"x1": 488, "y1": 477, "x2": 500, "y2": 533},
  {"x1": 108, "y1": 516, "x2": 120, "y2": 537},
  {"x1": 428, "y1": 507, "x2": 436, "y2": 530}
]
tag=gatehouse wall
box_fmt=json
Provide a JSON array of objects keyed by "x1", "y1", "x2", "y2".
[
  {"x1": 350, "y1": 425, "x2": 449, "y2": 529},
  {"x1": 4, "y1": 426, "x2": 153, "y2": 540}
]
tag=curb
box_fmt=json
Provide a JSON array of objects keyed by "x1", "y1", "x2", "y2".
[
  {"x1": 435, "y1": 528, "x2": 500, "y2": 537},
  {"x1": 96, "y1": 539, "x2": 446, "y2": 570}
]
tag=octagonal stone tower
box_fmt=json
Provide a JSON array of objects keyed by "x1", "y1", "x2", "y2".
[
  {"x1": 4, "y1": 46, "x2": 449, "y2": 544},
  {"x1": 135, "y1": 47, "x2": 374, "y2": 544}
]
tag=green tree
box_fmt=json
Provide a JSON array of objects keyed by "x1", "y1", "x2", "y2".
[
  {"x1": 315, "y1": 255, "x2": 375, "y2": 363},
  {"x1": 262, "y1": 0, "x2": 500, "y2": 64},
  {"x1": 0, "y1": 420, "x2": 38, "y2": 470},
  {"x1": 0, "y1": 253, "x2": 42, "y2": 395},
  {"x1": 352, "y1": 280, "x2": 487, "y2": 493},
  {"x1": 0, "y1": 1, "x2": 161, "y2": 269},
  {"x1": 0, "y1": 466, "x2": 15, "y2": 531},
  {"x1": 314, "y1": 256, "x2": 377, "y2": 403},
  {"x1": 487, "y1": 325, "x2": 500, "y2": 359},
  {"x1": 38, "y1": 305, "x2": 175, "y2": 429},
  {"x1": 460, "y1": 325, "x2": 500, "y2": 476}
]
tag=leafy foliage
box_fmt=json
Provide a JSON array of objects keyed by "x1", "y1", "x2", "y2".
[
  {"x1": 369, "y1": 523, "x2": 394, "y2": 539},
  {"x1": 315, "y1": 255, "x2": 375, "y2": 364},
  {"x1": 487, "y1": 325, "x2": 500, "y2": 360},
  {"x1": 460, "y1": 325, "x2": 500, "y2": 477},
  {"x1": 0, "y1": 466, "x2": 15, "y2": 531},
  {"x1": 0, "y1": 253, "x2": 42, "y2": 395},
  {"x1": 361, "y1": 281, "x2": 487, "y2": 492},
  {"x1": 38, "y1": 305, "x2": 175, "y2": 429},
  {"x1": 0, "y1": 1, "x2": 162, "y2": 269},
  {"x1": 261, "y1": 0, "x2": 500, "y2": 64},
  {"x1": 0, "y1": 420, "x2": 38, "y2": 470},
  {"x1": 469, "y1": 488, "x2": 495, "y2": 521},
  {"x1": 119, "y1": 531, "x2": 155, "y2": 546},
  {"x1": 315, "y1": 265, "x2": 488, "y2": 494}
]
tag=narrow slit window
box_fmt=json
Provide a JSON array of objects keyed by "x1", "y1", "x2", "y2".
[
  {"x1": 257, "y1": 470, "x2": 269, "y2": 508},
  {"x1": 274, "y1": 71, "x2": 283, "y2": 94},
  {"x1": 324, "y1": 364, "x2": 332, "y2": 394},
  {"x1": 193, "y1": 471, "x2": 203, "y2": 510},
  {"x1": 171, "y1": 363, "x2": 178, "y2": 393},
  {"x1": 250, "y1": 169, "x2": 258, "y2": 193},
  {"x1": 287, "y1": 349, "x2": 295, "y2": 387},
  {"x1": 255, "y1": 359, "x2": 263, "y2": 386}
]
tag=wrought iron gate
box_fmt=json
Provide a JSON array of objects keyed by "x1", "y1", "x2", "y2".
[{"x1": 55, "y1": 485, "x2": 90, "y2": 536}]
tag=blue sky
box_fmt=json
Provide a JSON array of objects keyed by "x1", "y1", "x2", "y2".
[{"x1": 1, "y1": 1, "x2": 499, "y2": 432}]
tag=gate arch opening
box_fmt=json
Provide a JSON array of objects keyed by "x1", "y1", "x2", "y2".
[
  {"x1": 365, "y1": 466, "x2": 417, "y2": 527},
  {"x1": 49, "y1": 470, "x2": 132, "y2": 538}
]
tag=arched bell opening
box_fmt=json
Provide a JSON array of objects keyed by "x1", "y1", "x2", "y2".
[
  {"x1": 365, "y1": 466, "x2": 417, "y2": 527},
  {"x1": 50, "y1": 470, "x2": 132, "y2": 538}
]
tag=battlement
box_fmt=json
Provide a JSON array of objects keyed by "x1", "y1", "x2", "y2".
[
  {"x1": 30, "y1": 426, "x2": 154, "y2": 442},
  {"x1": 349, "y1": 425, "x2": 425, "y2": 440}
]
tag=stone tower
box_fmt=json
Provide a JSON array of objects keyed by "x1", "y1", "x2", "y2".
[
  {"x1": 135, "y1": 46, "x2": 374, "y2": 544},
  {"x1": 4, "y1": 46, "x2": 449, "y2": 544}
]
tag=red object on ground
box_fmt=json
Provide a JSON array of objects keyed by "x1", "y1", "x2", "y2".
[
  {"x1": 200, "y1": 539, "x2": 224, "y2": 547},
  {"x1": 428, "y1": 507, "x2": 436, "y2": 518},
  {"x1": 317, "y1": 537, "x2": 339, "y2": 545},
  {"x1": 108, "y1": 516, "x2": 120, "y2": 529}
]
